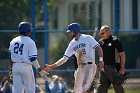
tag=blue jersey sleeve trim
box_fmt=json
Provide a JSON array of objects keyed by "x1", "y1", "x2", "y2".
[
  {"x1": 8, "y1": 51, "x2": 11, "y2": 60},
  {"x1": 93, "y1": 44, "x2": 100, "y2": 49},
  {"x1": 30, "y1": 57, "x2": 37, "y2": 62},
  {"x1": 64, "y1": 55, "x2": 69, "y2": 58}
]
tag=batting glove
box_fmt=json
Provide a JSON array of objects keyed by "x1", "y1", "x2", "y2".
[{"x1": 39, "y1": 70, "x2": 49, "y2": 81}]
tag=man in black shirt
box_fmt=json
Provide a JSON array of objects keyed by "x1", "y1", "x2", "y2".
[{"x1": 96, "y1": 25, "x2": 126, "y2": 93}]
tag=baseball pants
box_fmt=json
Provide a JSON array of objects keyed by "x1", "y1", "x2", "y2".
[
  {"x1": 74, "y1": 63, "x2": 97, "y2": 93},
  {"x1": 96, "y1": 66, "x2": 125, "y2": 93},
  {"x1": 12, "y1": 63, "x2": 35, "y2": 93}
]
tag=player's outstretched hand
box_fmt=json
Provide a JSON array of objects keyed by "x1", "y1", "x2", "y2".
[
  {"x1": 44, "y1": 64, "x2": 54, "y2": 72},
  {"x1": 39, "y1": 70, "x2": 49, "y2": 81}
]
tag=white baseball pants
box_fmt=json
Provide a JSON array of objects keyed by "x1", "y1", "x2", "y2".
[
  {"x1": 12, "y1": 63, "x2": 35, "y2": 93},
  {"x1": 74, "y1": 63, "x2": 97, "y2": 93}
]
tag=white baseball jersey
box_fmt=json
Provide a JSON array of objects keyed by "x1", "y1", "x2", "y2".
[
  {"x1": 9, "y1": 36, "x2": 37, "y2": 64},
  {"x1": 64, "y1": 34, "x2": 99, "y2": 63}
]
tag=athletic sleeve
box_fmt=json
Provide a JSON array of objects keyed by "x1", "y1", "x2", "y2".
[
  {"x1": 88, "y1": 35, "x2": 99, "y2": 49},
  {"x1": 28, "y1": 41, "x2": 37, "y2": 62},
  {"x1": 64, "y1": 42, "x2": 74, "y2": 58}
]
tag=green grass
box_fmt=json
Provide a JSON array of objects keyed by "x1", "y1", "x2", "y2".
[{"x1": 108, "y1": 88, "x2": 140, "y2": 93}]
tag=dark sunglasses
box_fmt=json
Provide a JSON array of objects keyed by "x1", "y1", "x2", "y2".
[{"x1": 100, "y1": 32, "x2": 105, "y2": 35}]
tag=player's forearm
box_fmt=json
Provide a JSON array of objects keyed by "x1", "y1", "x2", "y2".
[
  {"x1": 119, "y1": 51, "x2": 126, "y2": 69},
  {"x1": 50, "y1": 64, "x2": 58, "y2": 69},
  {"x1": 54, "y1": 56, "x2": 68, "y2": 67},
  {"x1": 32, "y1": 60, "x2": 40, "y2": 69},
  {"x1": 44, "y1": 56, "x2": 68, "y2": 72},
  {"x1": 96, "y1": 46, "x2": 103, "y2": 61}
]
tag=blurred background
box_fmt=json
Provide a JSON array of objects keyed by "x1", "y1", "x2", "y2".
[{"x1": 0, "y1": 0, "x2": 140, "y2": 93}]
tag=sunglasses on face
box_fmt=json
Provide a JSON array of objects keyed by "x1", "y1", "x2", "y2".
[
  {"x1": 100, "y1": 32, "x2": 105, "y2": 35},
  {"x1": 100, "y1": 29, "x2": 108, "y2": 35}
]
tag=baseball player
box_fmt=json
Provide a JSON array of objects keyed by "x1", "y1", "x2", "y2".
[
  {"x1": 8, "y1": 22, "x2": 47, "y2": 93},
  {"x1": 43, "y1": 23, "x2": 104, "y2": 93}
]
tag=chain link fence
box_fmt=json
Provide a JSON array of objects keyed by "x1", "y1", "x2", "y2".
[{"x1": 0, "y1": 0, "x2": 140, "y2": 92}]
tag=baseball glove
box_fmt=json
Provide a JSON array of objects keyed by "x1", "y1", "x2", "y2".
[{"x1": 112, "y1": 72, "x2": 130, "y2": 85}]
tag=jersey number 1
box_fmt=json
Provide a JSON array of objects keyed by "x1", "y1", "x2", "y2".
[{"x1": 14, "y1": 43, "x2": 24, "y2": 55}]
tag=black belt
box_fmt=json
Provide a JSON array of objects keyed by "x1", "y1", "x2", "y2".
[
  {"x1": 104, "y1": 65, "x2": 114, "y2": 68},
  {"x1": 81, "y1": 62, "x2": 92, "y2": 65}
]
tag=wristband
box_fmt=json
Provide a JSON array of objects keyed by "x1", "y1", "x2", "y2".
[{"x1": 99, "y1": 57, "x2": 103, "y2": 61}]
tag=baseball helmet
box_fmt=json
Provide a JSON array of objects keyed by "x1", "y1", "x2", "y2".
[
  {"x1": 18, "y1": 22, "x2": 33, "y2": 32},
  {"x1": 67, "y1": 23, "x2": 80, "y2": 34}
]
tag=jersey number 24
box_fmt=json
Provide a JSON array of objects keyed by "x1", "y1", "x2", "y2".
[{"x1": 14, "y1": 42, "x2": 24, "y2": 55}]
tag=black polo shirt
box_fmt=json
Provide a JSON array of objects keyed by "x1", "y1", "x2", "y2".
[{"x1": 98, "y1": 35, "x2": 124, "y2": 66}]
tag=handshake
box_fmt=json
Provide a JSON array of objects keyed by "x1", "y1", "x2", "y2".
[
  {"x1": 37, "y1": 68, "x2": 49, "y2": 81},
  {"x1": 32, "y1": 60, "x2": 50, "y2": 81}
]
